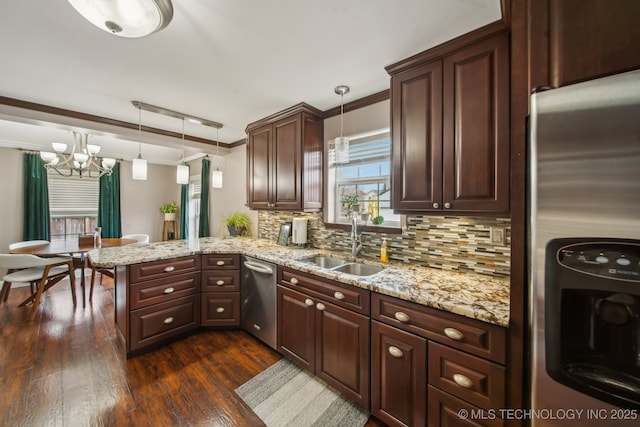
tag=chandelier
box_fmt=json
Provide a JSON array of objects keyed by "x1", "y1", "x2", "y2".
[{"x1": 40, "y1": 132, "x2": 116, "y2": 178}]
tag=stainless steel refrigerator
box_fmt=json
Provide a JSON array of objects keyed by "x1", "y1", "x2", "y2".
[{"x1": 529, "y1": 69, "x2": 640, "y2": 426}]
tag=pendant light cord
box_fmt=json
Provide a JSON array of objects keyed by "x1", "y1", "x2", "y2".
[
  {"x1": 340, "y1": 92, "x2": 344, "y2": 138},
  {"x1": 137, "y1": 106, "x2": 142, "y2": 158}
]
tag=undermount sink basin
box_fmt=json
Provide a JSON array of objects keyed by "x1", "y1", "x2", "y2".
[
  {"x1": 301, "y1": 256, "x2": 347, "y2": 269},
  {"x1": 331, "y1": 262, "x2": 385, "y2": 277}
]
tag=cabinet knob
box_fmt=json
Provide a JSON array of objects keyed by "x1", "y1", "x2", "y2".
[
  {"x1": 394, "y1": 311, "x2": 410, "y2": 323},
  {"x1": 163, "y1": 287, "x2": 175, "y2": 294},
  {"x1": 432, "y1": 202, "x2": 439, "y2": 209},
  {"x1": 216, "y1": 260, "x2": 225, "y2": 266},
  {"x1": 333, "y1": 291, "x2": 345, "y2": 300},
  {"x1": 164, "y1": 266, "x2": 175, "y2": 272},
  {"x1": 388, "y1": 346, "x2": 404, "y2": 358},
  {"x1": 453, "y1": 373, "x2": 473, "y2": 389},
  {"x1": 305, "y1": 298, "x2": 314, "y2": 307},
  {"x1": 163, "y1": 316, "x2": 174, "y2": 324},
  {"x1": 216, "y1": 307, "x2": 225, "y2": 313},
  {"x1": 316, "y1": 302, "x2": 326, "y2": 311},
  {"x1": 216, "y1": 280, "x2": 225, "y2": 286},
  {"x1": 444, "y1": 202, "x2": 451, "y2": 209},
  {"x1": 444, "y1": 327, "x2": 465, "y2": 341},
  {"x1": 290, "y1": 277, "x2": 299, "y2": 285}
]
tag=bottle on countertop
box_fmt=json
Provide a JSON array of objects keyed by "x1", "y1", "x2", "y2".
[{"x1": 380, "y1": 238, "x2": 389, "y2": 263}]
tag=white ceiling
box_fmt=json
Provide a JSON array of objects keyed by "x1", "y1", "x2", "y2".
[{"x1": 0, "y1": 0, "x2": 501, "y2": 166}]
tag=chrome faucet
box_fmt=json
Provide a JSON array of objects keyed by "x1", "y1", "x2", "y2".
[{"x1": 350, "y1": 213, "x2": 362, "y2": 260}]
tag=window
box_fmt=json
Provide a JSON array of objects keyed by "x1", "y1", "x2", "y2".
[
  {"x1": 48, "y1": 173, "x2": 98, "y2": 241},
  {"x1": 327, "y1": 130, "x2": 400, "y2": 228}
]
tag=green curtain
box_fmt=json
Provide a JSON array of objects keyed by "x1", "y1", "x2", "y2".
[
  {"x1": 23, "y1": 153, "x2": 51, "y2": 240},
  {"x1": 180, "y1": 184, "x2": 189, "y2": 239},
  {"x1": 199, "y1": 157, "x2": 210, "y2": 237},
  {"x1": 97, "y1": 162, "x2": 122, "y2": 238}
]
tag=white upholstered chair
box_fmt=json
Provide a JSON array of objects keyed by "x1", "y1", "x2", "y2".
[
  {"x1": 121, "y1": 234, "x2": 150, "y2": 244},
  {"x1": 4, "y1": 240, "x2": 51, "y2": 300},
  {"x1": 0, "y1": 254, "x2": 76, "y2": 320}
]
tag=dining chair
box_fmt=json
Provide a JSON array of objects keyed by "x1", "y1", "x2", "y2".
[
  {"x1": 4, "y1": 240, "x2": 51, "y2": 300},
  {"x1": 0, "y1": 254, "x2": 76, "y2": 321},
  {"x1": 88, "y1": 234, "x2": 149, "y2": 302}
]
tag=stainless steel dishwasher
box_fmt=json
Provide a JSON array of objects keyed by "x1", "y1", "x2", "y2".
[{"x1": 241, "y1": 256, "x2": 277, "y2": 349}]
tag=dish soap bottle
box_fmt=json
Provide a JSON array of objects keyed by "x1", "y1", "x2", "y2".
[{"x1": 380, "y1": 238, "x2": 389, "y2": 263}]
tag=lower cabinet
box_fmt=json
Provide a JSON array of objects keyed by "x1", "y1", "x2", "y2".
[
  {"x1": 201, "y1": 254, "x2": 241, "y2": 327},
  {"x1": 371, "y1": 320, "x2": 427, "y2": 427},
  {"x1": 201, "y1": 292, "x2": 240, "y2": 327},
  {"x1": 277, "y1": 274, "x2": 370, "y2": 409}
]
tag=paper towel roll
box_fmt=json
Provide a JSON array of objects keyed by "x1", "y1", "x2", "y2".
[{"x1": 291, "y1": 218, "x2": 308, "y2": 245}]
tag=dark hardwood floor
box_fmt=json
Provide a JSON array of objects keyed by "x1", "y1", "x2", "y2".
[{"x1": 0, "y1": 277, "x2": 386, "y2": 426}]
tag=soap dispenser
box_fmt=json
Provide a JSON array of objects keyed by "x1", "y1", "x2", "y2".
[{"x1": 380, "y1": 238, "x2": 389, "y2": 263}]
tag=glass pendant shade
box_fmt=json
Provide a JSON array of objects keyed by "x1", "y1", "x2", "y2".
[
  {"x1": 132, "y1": 156, "x2": 147, "y2": 180},
  {"x1": 211, "y1": 169, "x2": 223, "y2": 188},
  {"x1": 334, "y1": 136, "x2": 349, "y2": 164},
  {"x1": 67, "y1": 0, "x2": 174, "y2": 38},
  {"x1": 176, "y1": 164, "x2": 189, "y2": 184}
]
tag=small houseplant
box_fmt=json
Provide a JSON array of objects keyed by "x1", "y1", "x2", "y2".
[
  {"x1": 160, "y1": 201, "x2": 178, "y2": 221},
  {"x1": 340, "y1": 194, "x2": 360, "y2": 218},
  {"x1": 223, "y1": 212, "x2": 251, "y2": 237}
]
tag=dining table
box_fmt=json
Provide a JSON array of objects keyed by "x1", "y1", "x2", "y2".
[{"x1": 10, "y1": 238, "x2": 137, "y2": 306}]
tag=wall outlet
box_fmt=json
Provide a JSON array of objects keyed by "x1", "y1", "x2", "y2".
[{"x1": 490, "y1": 227, "x2": 506, "y2": 246}]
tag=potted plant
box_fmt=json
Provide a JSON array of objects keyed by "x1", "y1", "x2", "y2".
[
  {"x1": 160, "y1": 201, "x2": 178, "y2": 221},
  {"x1": 222, "y1": 212, "x2": 251, "y2": 237},
  {"x1": 340, "y1": 194, "x2": 360, "y2": 218}
]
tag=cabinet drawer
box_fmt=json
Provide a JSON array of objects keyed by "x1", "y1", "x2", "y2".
[
  {"x1": 129, "y1": 256, "x2": 201, "y2": 283},
  {"x1": 428, "y1": 341, "x2": 505, "y2": 410},
  {"x1": 428, "y1": 386, "x2": 504, "y2": 427},
  {"x1": 202, "y1": 270, "x2": 240, "y2": 292},
  {"x1": 130, "y1": 272, "x2": 200, "y2": 310},
  {"x1": 129, "y1": 295, "x2": 200, "y2": 352},
  {"x1": 371, "y1": 293, "x2": 506, "y2": 363},
  {"x1": 280, "y1": 267, "x2": 370, "y2": 315},
  {"x1": 202, "y1": 254, "x2": 240, "y2": 270},
  {"x1": 201, "y1": 292, "x2": 240, "y2": 327}
]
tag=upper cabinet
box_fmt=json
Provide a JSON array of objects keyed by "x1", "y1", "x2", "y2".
[
  {"x1": 388, "y1": 25, "x2": 510, "y2": 215},
  {"x1": 246, "y1": 103, "x2": 323, "y2": 211},
  {"x1": 529, "y1": 0, "x2": 640, "y2": 88}
]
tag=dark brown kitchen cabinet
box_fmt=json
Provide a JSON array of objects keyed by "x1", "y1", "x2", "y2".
[
  {"x1": 201, "y1": 254, "x2": 240, "y2": 327},
  {"x1": 389, "y1": 29, "x2": 510, "y2": 214},
  {"x1": 371, "y1": 320, "x2": 427, "y2": 427},
  {"x1": 529, "y1": 0, "x2": 640, "y2": 89},
  {"x1": 277, "y1": 268, "x2": 370, "y2": 409},
  {"x1": 246, "y1": 103, "x2": 323, "y2": 211}
]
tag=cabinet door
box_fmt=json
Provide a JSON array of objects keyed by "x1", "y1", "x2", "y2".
[
  {"x1": 201, "y1": 292, "x2": 240, "y2": 327},
  {"x1": 392, "y1": 60, "x2": 443, "y2": 212},
  {"x1": 277, "y1": 285, "x2": 315, "y2": 371},
  {"x1": 315, "y1": 299, "x2": 370, "y2": 409},
  {"x1": 247, "y1": 124, "x2": 272, "y2": 209},
  {"x1": 442, "y1": 33, "x2": 509, "y2": 213},
  {"x1": 371, "y1": 320, "x2": 427, "y2": 427},
  {"x1": 272, "y1": 115, "x2": 302, "y2": 209}
]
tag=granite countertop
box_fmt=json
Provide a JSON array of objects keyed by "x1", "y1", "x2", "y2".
[{"x1": 89, "y1": 237, "x2": 510, "y2": 327}]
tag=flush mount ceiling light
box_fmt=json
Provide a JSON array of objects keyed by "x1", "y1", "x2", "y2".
[
  {"x1": 40, "y1": 132, "x2": 116, "y2": 178},
  {"x1": 334, "y1": 85, "x2": 350, "y2": 165},
  {"x1": 67, "y1": 0, "x2": 174, "y2": 38},
  {"x1": 132, "y1": 106, "x2": 148, "y2": 180}
]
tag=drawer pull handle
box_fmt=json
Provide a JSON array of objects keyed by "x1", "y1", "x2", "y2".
[
  {"x1": 305, "y1": 298, "x2": 314, "y2": 307},
  {"x1": 316, "y1": 302, "x2": 326, "y2": 311},
  {"x1": 444, "y1": 202, "x2": 451, "y2": 209},
  {"x1": 216, "y1": 307, "x2": 225, "y2": 313},
  {"x1": 290, "y1": 277, "x2": 299, "y2": 285},
  {"x1": 216, "y1": 260, "x2": 225, "y2": 266},
  {"x1": 163, "y1": 317, "x2": 174, "y2": 324},
  {"x1": 388, "y1": 346, "x2": 404, "y2": 358},
  {"x1": 444, "y1": 327, "x2": 465, "y2": 341},
  {"x1": 334, "y1": 291, "x2": 345, "y2": 300},
  {"x1": 163, "y1": 287, "x2": 175, "y2": 294},
  {"x1": 216, "y1": 280, "x2": 225, "y2": 286},
  {"x1": 453, "y1": 373, "x2": 473, "y2": 389},
  {"x1": 394, "y1": 311, "x2": 410, "y2": 323},
  {"x1": 164, "y1": 266, "x2": 175, "y2": 272}
]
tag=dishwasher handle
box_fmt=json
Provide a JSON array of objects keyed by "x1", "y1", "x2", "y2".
[{"x1": 243, "y1": 260, "x2": 274, "y2": 275}]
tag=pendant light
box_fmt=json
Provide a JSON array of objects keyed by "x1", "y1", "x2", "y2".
[
  {"x1": 211, "y1": 127, "x2": 223, "y2": 188},
  {"x1": 176, "y1": 118, "x2": 189, "y2": 184},
  {"x1": 132, "y1": 106, "x2": 148, "y2": 180},
  {"x1": 334, "y1": 85, "x2": 350, "y2": 164}
]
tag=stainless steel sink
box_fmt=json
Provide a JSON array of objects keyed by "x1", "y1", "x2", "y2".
[
  {"x1": 331, "y1": 262, "x2": 385, "y2": 277},
  {"x1": 301, "y1": 256, "x2": 348, "y2": 269}
]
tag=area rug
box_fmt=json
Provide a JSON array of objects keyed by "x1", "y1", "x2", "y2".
[{"x1": 236, "y1": 358, "x2": 370, "y2": 427}]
